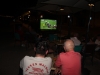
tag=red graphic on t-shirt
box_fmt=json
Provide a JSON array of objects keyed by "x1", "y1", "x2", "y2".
[
  {"x1": 25, "y1": 63, "x2": 48, "y2": 75},
  {"x1": 29, "y1": 67, "x2": 44, "y2": 75}
]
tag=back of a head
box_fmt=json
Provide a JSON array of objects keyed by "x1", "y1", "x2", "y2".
[
  {"x1": 64, "y1": 39, "x2": 75, "y2": 52},
  {"x1": 35, "y1": 41, "x2": 49, "y2": 55}
]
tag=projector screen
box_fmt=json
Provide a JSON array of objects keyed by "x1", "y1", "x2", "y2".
[{"x1": 40, "y1": 19, "x2": 57, "y2": 30}]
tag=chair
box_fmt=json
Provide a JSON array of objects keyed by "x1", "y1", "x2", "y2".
[
  {"x1": 18, "y1": 67, "x2": 23, "y2": 75},
  {"x1": 82, "y1": 44, "x2": 97, "y2": 65},
  {"x1": 74, "y1": 45, "x2": 82, "y2": 52}
]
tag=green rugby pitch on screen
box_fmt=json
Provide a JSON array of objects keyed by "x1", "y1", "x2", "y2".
[{"x1": 40, "y1": 19, "x2": 57, "y2": 30}]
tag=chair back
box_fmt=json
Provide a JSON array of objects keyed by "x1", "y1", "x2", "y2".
[{"x1": 74, "y1": 45, "x2": 82, "y2": 52}]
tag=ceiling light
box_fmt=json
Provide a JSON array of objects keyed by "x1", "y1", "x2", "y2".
[
  {"x1": 68, "y1": 15, "x2": 70, "y2": 18},
  {"x1": 40, "y1": 15, "x2": 43, "y2": 18}
]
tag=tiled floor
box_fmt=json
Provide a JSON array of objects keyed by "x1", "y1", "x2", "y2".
[{"x1": 0, "y1": 41, "x2": 100, "y2": 75}]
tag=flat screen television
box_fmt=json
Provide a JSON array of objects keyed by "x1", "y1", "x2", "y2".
[{"x1": 40, "y1": 19, "x2": 57, "y2": 30}]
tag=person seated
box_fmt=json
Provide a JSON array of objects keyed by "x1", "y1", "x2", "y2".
[
  {"x1": 36, "y1": 34, "x2": 43, "y2": 44},
  {"x1": 25, "y1": 26, "x2": 39, "y2": 48},
  {"x1": 20, "y1": 41, "x2": 52, "y2": 75},
  {"x1": 95, "y1": 35, "x2": 100, "y2": 51},
  {"x1": 87, "y1": 38, "x2": 95, "y2": 44},
  {"x1": 55, "y1": 39, "x2": 81, "y2": 75},
  {"x1": 71, "y1": 33, "x2": 81, "y2": 46},
  {"x1": 15, "y1": 26, "x2": 26, "y2": 47}
]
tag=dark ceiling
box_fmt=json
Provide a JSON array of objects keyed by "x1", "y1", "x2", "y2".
[
  {"x1": 0, "y1": 0, "x2": 38, "y2": 16},
  {"x1": 86, "y1": 0, "x2": 100, "y2": 3}
]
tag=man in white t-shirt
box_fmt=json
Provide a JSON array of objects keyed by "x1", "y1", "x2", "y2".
[
  {"x1": 20, "y1": 41, "x2": 52, "y2": 75},
  {"x1": 70, "y1": 33, "x2": 81, "y2": 46},
  {"x1": 95, "y1": 35, "x2": 100, "y2": 51}
]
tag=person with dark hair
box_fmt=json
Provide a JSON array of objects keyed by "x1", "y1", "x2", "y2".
[
  {"x1": 35, "y1": 34, "x2": 43, "y2": 46},
  {"x1": 25, "y1": 26, "x2": 39, "y2": 49},
  {"x1": 15, "y1": 25, "x2": 26, "y2": 47},
  {"x1": 20, "y1": 41, "x2": 52, "y2": 75}
]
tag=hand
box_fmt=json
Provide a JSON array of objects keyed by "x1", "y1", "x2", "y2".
[{"x1": 55, "y1": 68, "x2": 61, "y2": 74}]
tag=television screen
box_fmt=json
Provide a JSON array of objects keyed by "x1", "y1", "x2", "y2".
[{"x1": 40, "y1": 19, "x2": 57, "y2": 30}]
